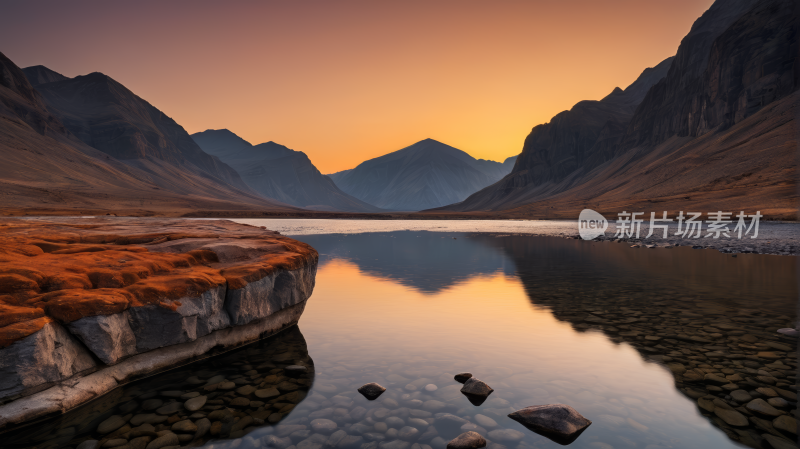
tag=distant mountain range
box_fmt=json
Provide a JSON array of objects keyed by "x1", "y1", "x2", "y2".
[
  {"x1": 438, "y1": 0, "x2": 797, "y2": 219},
  {"x1": 329, "y1": 139, "x2": 517, "y2": 211},
  {"x1": 191, "y1": 129, "x2": 381, "y2": 212},
  {"x1": 1, "y1": 0, "x2": 792, "y2": 218},
  {"x1": 0, "y1": 54, "x2": 300, "y2": 215}
]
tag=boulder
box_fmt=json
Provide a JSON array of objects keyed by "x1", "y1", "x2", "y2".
[
  {"x1": 460, "y1": 378, "x2": 493, "y2": 405},
  {"x1": 358, "y1": 383, "x2": 387, "y2": 400},
  {"x1": 460, "y1": 378, "x2": 492, "y2": 397},
  {"x1": 454, "y1": 373, "x2": 472, "y2": 383},
  {"x1": 508, "y1": 404, "x2": 592, "y2": 445}
]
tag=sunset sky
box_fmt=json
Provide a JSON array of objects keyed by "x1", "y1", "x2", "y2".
[{"x1": 1, "y1": 0, "x2": 713, "y2": 173}]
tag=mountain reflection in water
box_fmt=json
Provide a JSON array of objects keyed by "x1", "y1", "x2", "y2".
[
  {"x1": 3, "y1": 232, "x2": 796, "y2": 449},
  {"x1": 298, "y1": 232, "x2": 797, "y2": 449}
]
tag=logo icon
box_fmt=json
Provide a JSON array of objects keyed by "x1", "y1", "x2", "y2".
[{"x1": 578, "y1": 209, "x2": 608, "y2": 240}]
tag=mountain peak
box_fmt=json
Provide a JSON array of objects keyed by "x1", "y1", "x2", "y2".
[
  {"x1": 329, "y1": 140, "x2": 516, "y2": 211},
  {"x1": 21, "y1": 65, "x2": 69, "y2": 87}
]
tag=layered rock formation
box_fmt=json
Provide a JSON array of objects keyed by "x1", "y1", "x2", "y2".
[
  {"x1": 0, "y1": 218, "x2": 317, "y2": 427},
  {"x1": 191, "y1": 129, "x2": 381, "y2": 213},
  {"x1": 0, "y1": 52, "x2": 302, "y2": 216},
  {"x1": 439, "y1": 0, "x2": 797, "y2": 219},
  {"x1": 328, "y1": 139, "x2": 517, "y2": 211}
]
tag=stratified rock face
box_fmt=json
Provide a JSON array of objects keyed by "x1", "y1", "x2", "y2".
[
  {"x1": 328, "y1": 139, "x2": 517, "y2": 211},
  {"x1": 0, "y1": 218, "x2": 318, "y2": 407},
  {"x1": 441, "y1": 57, "x2": 673, "y2": 212},
  {"x1": 623, "y1": 0, "x2": 769, "y2": 147},
  {"x1": 192, "y1": 129, "x2": 381, "y2": 213},
  {"x1": 67, "y1": 312, "x2": 137, "y2": 365},
  {"x1": 508, "y1": 404, "x2": 592, "y2": 445},
  {"x1": 126, "y1": 285, "x2": 230, "y2": 352},
  {"x1": 226, "y1": 264, "x2": 316, "y2": 326},
  {"x1": 0, "y1": 320, "x2": 96, "y2": 399},
  {"x1": 440, "y1": 0, "x2": 797, "y2": 218}
]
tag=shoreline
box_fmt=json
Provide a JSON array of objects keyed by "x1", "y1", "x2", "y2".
[{"x1": 1, "y1": 208, "x2": 796, "y2": 222}]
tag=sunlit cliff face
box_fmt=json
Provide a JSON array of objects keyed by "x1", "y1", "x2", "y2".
[{"x1": 0, "y1": 0, "x2": 714, "y2": 173}]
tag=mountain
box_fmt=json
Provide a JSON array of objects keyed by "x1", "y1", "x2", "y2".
[
  {"x1": 0, "y1": 53, "x2": 301, "y2": 215},
  {"x1": 328, "y1": 139, "x2": 517, "y2": 211},
  {"x1": 28, "y1": 71, "x2": 256, "y2": 193},
  {"x1": 439, "y1": 0, "x2": 796, "y2": 219},
  {"x1": 21, "y1": 65, "x2": 68, "y2": 86},
  {"x1": 436, "y1": 56, "x2": 674, "y2": 211},
  {"x1": 191, "y1": 129, "x2": 382, "y2": 212}
]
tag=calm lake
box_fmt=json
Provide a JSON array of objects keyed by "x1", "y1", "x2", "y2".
[{"x1": 5, "y1": 220, "x2": 798, "y2": 449}]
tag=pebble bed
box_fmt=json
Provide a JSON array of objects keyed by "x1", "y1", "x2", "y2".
[{"x1": 518, "y1": 262, "x2": 798, "y2": 449}]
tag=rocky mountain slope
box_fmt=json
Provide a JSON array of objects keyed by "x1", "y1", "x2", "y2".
[
  {"x1": 438, "y1": 0, "x2": 796, "y2": 219},
  {"x1": 0, "y1": 52, "x2": 301, "y2": 215},
  {"x1": 328, "y1": 139, "x2": 517, "y2": 211},
  {"x1": 192, "y1": 129, "x2": 382, "y2": 212},
  {"x1": 28, "y1": 69, "x2": 253, "y2": 192},
  {"x1": 21, "y1": 65, "x2": 67, "y2": 86}
]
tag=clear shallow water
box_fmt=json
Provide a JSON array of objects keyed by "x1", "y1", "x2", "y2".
[{"x1": 4, "y1": 224, "x2": 797, "y2": 449}]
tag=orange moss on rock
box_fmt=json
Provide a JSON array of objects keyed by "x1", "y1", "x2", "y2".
[
  {"x1": 0, "y1": 218, "x2": 317, "y2": 348},
  {"x1": 0, "y1": 316, "x2": 53, "y2": 348}
]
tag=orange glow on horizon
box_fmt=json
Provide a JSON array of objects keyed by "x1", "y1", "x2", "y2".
[{"x1": 1, "y1": 0, "x2": 715, "y2": 173}]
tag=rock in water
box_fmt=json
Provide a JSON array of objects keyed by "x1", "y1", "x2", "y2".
[
  {"x1": 745, "y1": 398, "x2": 782, "y2": 417},
  {"x1": 184, "y1": 395, "x2": 207, "y2": 412},
  {"x1": 358, "y1": 382, "x2": 387, "y2": 400},
  {"x1": 446, "y1": 431, "x2": 486, "y2": 449},
  {"x1": 508, "y1": 404, "x2": 592, "y2": 445},
  {"x1": 761, "y1": 434, "x2": 799, "y2": 449},
  {"x1": 460, "y1": 378, "x2": 493, "y2": 405},
  {"x1": 454, "y1": 373, "x2": 473, "y2": 383},
  {"x1": 285, "y1": 365, "x2": 308, "y2": 377}
]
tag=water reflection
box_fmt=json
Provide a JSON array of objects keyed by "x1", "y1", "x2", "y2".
[
  {"x1": 3, "y1": 326, "x2": 314, "y2": 449},
  {"x1": 293, "y1": 232, "x2": 796, "y2": 449},
  {"x1": 298, "y1": 232, "x2": 512, "y2": 294},
  {"x1": 491, "y1": 236, "x2": 798, "y2": 448},
  {"x1": 3, "y1": 232, "x2": 797, "y2": 449}
]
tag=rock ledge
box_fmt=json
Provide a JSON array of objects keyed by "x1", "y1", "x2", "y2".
[{"x1": 0, "y1": 218, "x2": 318, "y2": 428}]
